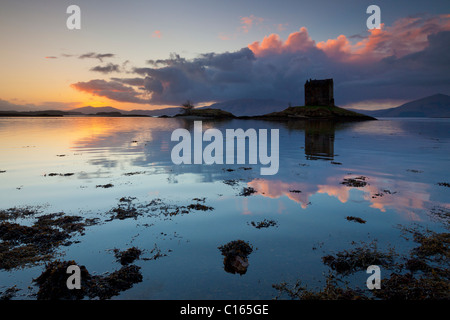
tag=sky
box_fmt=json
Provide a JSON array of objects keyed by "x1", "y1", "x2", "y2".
[{"x1": 0, "y1": 0, "x2": 449, "y2": 111}]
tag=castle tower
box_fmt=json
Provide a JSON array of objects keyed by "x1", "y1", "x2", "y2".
[{"x1": 304, "y1": 78, "x2": 335, "y2": 106}]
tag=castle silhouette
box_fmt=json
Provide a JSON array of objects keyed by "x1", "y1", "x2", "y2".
[{"x1": 304, "y1": 79, "x2": 335, "y2": 107}]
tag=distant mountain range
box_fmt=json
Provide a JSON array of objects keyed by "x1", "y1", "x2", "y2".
[
  {"x1": 65, "y1": 99, "x2": 289, "y2": 117},
  {"x1": 69, "y1": 106, "x2": 182, "y2": 117},
  {"x1": 1, "y1": 94, "x2": 448, "y2": 118},
  {"x1": 345, "y1": 94, "x2": 450, "y2": 118}
]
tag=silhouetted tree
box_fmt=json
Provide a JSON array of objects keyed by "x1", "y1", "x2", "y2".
[{"x1": 181, "y1": 100, "x2": 194, "y2": 115}]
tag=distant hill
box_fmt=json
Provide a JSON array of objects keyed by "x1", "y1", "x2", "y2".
[
  {"x1": 69, "y1": 106, "x2": 124, "y2": 114},
  {"x1": 0, "y1": 110, "x2": 82, "y2": 117},
  {"x1": 346, "y1": 94, "x2": 450, "y2": 118},
  {"x1": 68, "y1": 106, "x2": 182, "y2": 117},
  {"x1": 174, "y1": 108, "x2": 235, "y2": 118},
  {"x1": 125, "y1": 107, "x2": 181, "y2": 117},
  {"x1": 199, "y1": 98, "x2": 289, "y2": 116}
]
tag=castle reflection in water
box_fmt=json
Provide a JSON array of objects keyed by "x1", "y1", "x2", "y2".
[{"x1": 304, "y1": 120, "x2": 335, "y2": 160}]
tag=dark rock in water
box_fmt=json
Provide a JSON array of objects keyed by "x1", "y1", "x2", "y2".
[
  {"x1": 187, "y1": 203, "x2": 213, "y2": 211},
  {"x1": 223, "y1": 179, "x2": 241, "y2": 187},
  {"x1": 0, "y1": 210, "x2": 96, "y2": 270},
  {"x1": 113, "y1": 247, "x2": 142, "y2": 265},
  {"x1": 96, "y1": 183, "x2": 114, "y2": 188},
  {"x1": 405, "y1": 258, "x2": 431, "y2": 272},
  {"x1": 341, "y1": 176, "x2": 368, "y2": 187},
  {"x1": 346, "y1": 216, "x2": 366, "y2": 224},
  {"x1": 33, "y1": 259, "x2": 143, "y2": 300},
  {"x1": 321, "y1": 241, "x2": 395, "y2": 275},
  {"x1": 239, "y1": 187, "x2": 257, "y2": 196},
  {"x1": 0, "y1": 286, "x2": 19, "y2": 300},
  {"x1": 88, "y1": 265, "x2": 143, "y2": 300},
  {"x1": 33, "y1": 260, "x2": 91, "y2": 300},
  {"x1": 218, "y1": 240, "x2": 253, "y2": 275},
  {"x1": 45, "y1": 173, "x2": 74, "y2": 177},
  {"x1": 249, "y1": 219, "x2": 278, "y2": 229}
]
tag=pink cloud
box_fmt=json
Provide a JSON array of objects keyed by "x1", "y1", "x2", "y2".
[
  {"x1": 240, "y1": 15, "x2": 264, "y2": 33},
  {"x1": 248, "y1": 27, "x2": 315, "y2": 56},
  {"x1": 248, "y1": 14, "x2": 450, "y2": 63}
]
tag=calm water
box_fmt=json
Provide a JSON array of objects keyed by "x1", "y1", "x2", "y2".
[{"x1": 0, "y1": 116, "x2": 449, "y2": 299}]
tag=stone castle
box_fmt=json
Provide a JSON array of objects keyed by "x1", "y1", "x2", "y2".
[{"x1": 304, "y1": 78, "x2": 335, "y2": 107}]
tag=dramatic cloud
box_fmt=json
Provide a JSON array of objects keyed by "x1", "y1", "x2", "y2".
[
  {"x1": 70, "y1": 79, "x2": 149, "y2": 104},
  {"x1": 133, "y1": 48, "x2": 260, "y2": 105},
  {"x1": 71, "y1": 14, "x2": 450, "y2": 108},
  {"x1": 248, "y1": 27, "x2": 316, "y2": 56},
  {"x1": 90, "y1": 63, "x2": 121, "y2": 74},
  {"x1": 318, "y1": 14, "x2": 450, "y2": 63}
]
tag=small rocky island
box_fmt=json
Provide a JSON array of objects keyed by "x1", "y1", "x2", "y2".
[
  {"x1": 257, "y1": 78, "x2": 375, "y2": 120},
  {"x1": 173, "y1": 108, "x2": 235, "y2": 119},
  {"x1": 255, "y1": 104, "x2": 376, "y2": 121}
]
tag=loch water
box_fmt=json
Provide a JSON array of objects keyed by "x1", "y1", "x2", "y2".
[{"x1": 0, "y1": 116, "x2": 448, "y2": 299}]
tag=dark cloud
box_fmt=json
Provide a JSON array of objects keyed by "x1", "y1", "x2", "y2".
[
  {"x1": 70, "y1": 79, "x2": 149, "y2": 104},
  {"x1": 110, "y1": 77, "x2": 145, "y2": 86},
  {"x1": 134, "y1": 48, "x2": 266, "y2": 104},
  {"x1": 78, "y1": 52, "x2": 115, "y2": 62},
  {"x1": 131, "y1": 27, "x2": 450, "y2": 106},
  {"x1": 336, "y1": 30, "x2": 450, "y2": 102},
  {"x1": 90, "y1": 63, "x2": 121, "y2": 74}
]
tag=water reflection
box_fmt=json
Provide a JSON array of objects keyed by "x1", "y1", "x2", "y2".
[
  {"x1": 247, "y1": 174, "x2": 442, "y2": 221},
  {"x1": 304, "y1": 120, "x2": 335, "y2": 160},
  {"x1": 0, "y1": 117, "x2": 447, "y2": 220},
  {"x1": 0, "y1": 116, "x2": 449, "y2": 300}
]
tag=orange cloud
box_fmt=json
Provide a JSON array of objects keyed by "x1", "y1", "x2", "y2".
[
  {"x1": 248, "y1": 27, "x2": 315, "y2": 56},
  {"x1": 316, "y1": 34, "x2": 352, "y2": 61},
  {"x1": 249, "y1": 14, "x2": 450, "y2": 62}
]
